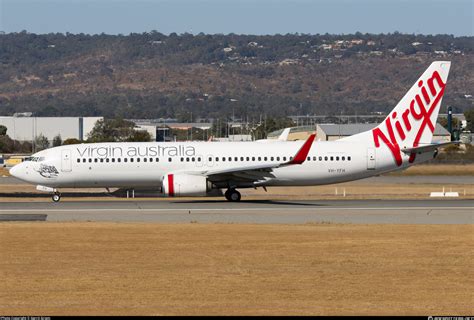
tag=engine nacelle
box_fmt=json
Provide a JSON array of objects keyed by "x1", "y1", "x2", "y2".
[{"x1": 162, "y1": 174, "x2": 210, "y2": 196}]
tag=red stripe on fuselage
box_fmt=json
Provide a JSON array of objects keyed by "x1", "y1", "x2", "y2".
[{"x1": 168, "y1": 174, "x2": 175, "y2": 197}]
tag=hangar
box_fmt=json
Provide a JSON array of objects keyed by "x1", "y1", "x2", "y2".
[{"x1": 0, "y1": 115, "x2": 102, "y2": 143}]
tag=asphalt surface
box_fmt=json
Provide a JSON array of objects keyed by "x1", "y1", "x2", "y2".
[{"x1": 0, "y1": 199, "x2": 472, "y2": 224}]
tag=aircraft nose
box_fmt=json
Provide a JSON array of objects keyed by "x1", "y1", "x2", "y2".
[{"x1": 9, "y1": 163, "x2": 24, "y2": 180}]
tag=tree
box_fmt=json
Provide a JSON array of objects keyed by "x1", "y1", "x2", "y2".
[
  {"x1": 63, "y1": 138, "x2": 82, "y2": 145},
  {"x1": 0, "y1": 135, "x2": 14, "y2": 153},
  {"x1": 87, "y1": 118, "x2": 152, "y2": 142},
  {"x1": 438, "y1": 117, "x2": 460, "y2": 132},
  {"x1": 127, "y1": 130, "x2": 151, "y2": 142},
  {"x1": 34, "y1": 134, "x2": 50, "y2": 151},
  {"x1": 0, "y1": 125, "x2": 7, "y2": 136},
  {"x1": 52, "y1": 134, "x2": 62, "y2": 147},
  {"x1": 87, "y1": 118, "x2": 136, "y2": 142},
  {"x1": 464, "y1": 108, "x2": 474, "y2": 132}
]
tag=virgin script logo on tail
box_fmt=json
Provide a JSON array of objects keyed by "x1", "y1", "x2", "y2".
[{"x1": 372, "y1": 70, "x2": 446, "y2": 166}]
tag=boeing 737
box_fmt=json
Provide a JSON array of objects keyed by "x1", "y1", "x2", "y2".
[{"x1": 10, "y1": 61, "x2": 456, "y2": 202}]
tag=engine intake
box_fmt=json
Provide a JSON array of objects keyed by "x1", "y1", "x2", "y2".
[{"x1": 162, "y1": 174, "x2": 210, "y2": 196}]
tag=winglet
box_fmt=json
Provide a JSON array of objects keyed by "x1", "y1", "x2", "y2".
[
  {"x1": 278, "y1": 128, "x2": 291, "y2": 141},
  {"x1": 287, "y1": 133, "x2": 315, "y2": 165}
]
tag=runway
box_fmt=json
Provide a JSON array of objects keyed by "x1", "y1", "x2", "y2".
[{"x1": 0, "y1": 199, "x2": 472, "y2": 224}]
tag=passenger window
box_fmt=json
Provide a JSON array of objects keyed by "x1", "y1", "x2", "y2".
[
  {"x1": 342, "y1": 156, "x2": 345, "y2": 161},
  {"x1": 307, "y1": 157, "x2": 310, "y2": 161},
  {"x1": 180, "y1": 157, "x2": 184, "y2": 162},
  {"x1": 276, "y1": 157, "x2": 280, "y2": 161},
  {"x1": 330, "y1": 156, "x2": 334, "y2": 161},
  {"x1": 168, "y1": 158, "x2": 172, "y2": 162},
  {"x1": 271, "y1": 157, "x2": 274, "y2": 161},
  {"x1": 324, "y1": 156, "x2": 328, "y2": 161},
  {"x1": 283, "y1": 157, "x2": 287, "y2": 161},
  {"x1": 88, "y1": 159, "x2": 92, "y2": 163},
  {"x1": 192, "y1": 157, "x2": 195, "y2": 162},
  {"x1": 264, "y1": 157, "x2": 267, "y2": 161},
  {"x1": 246, "y1": 157, "x2": 250, "y2": 161},
  {"x1": 348, "y1": 156, "x2": 351, "y2": 161},
  {"x1": 112, "y1": 158, "x2": 115, "y2": 163},
  {"x1": 186, "y1": 157, "x2": 190, "y2": 162},
  {"x1": 336, "y1": 156, "x2": 339, "y2": 161},
  {"x1": 143, "y1": 158, "x2": 147, "y2": 162},
  {"x1": 156, "y1": 158, "x2": 159, "y2": 162},
  {"x1": 240, "y1": 157, "x2": 244, "y2": 161},
  {"x1": 100, "y1": 158, "x2": 104, "y2": 163},
  {"x1": 197, "y1": 157, "x2": 201, "y2": 162},
  {"x1": 106, "y1": 158, "x2": 110, "y2": 163},
  {"x1": 76, "y1": 159, "x2": 80, "y2": 163},
  {"x1": 118, "y1": 158, "x2": 121, "y2": 163},
  {"x1": 234, "y1": 157, "x2": 238, "y2": 161},
  {"x1": 319, "y1": 156, "x2": 322, "y2": 161},
  {"x1": 215, "y1": 157, "x2": 219, "y2": 162},
  {"x1": 252, "y1": 157, "x2": 255, "y2": 161},
  {"x1": 313, "y1": 156, "x2": 317, "y2": 161},
  {"x1": 124, "y1": 158, "x2": 128, "y2": 163},
  {"x1": 83, "y1": 159, "x2": 86, "y2": 163},
  {"x1": 228, "y1": 157, "x2": 232, "y2": 161},
  {"x1": 130, "y1": 158, "x2": 134, "y2": 163},
  {"x1": 94, "y1": 159, "x2": 98, "y2": 163},
  {"x1": 222, "y1": 157, "x2": 226, "y2": 162},
  {"x1": 149, "y1": 158, "x2": 153, "y2": 162}
]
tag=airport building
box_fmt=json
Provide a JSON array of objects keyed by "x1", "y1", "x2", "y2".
[
  {"x1": 0, "y1": 115, "x2": 103, "y2": 143},
  {"x1": 268, "y1": 123, "x2": 451, "y2": 142},
  {"x1": 316, "y1": 123, "x2": 451, "y2": 142}
]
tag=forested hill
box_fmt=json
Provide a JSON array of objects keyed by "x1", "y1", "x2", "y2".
[{"x1": 0, "y1": 32, "x2": 472, "y2": 120}]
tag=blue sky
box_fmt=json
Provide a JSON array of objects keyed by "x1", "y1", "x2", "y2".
[{"x1": 1, "y1": 0, "x2": 472, "y2": 36}]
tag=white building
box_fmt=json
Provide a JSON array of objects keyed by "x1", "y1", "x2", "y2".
[{"x1": 0, "y1": 116, "x2": 102, "y2": 143}]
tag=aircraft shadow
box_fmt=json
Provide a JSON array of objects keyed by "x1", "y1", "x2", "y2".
[{"x1": 172, "y1": 199, "x2": 326, "y2": 206}]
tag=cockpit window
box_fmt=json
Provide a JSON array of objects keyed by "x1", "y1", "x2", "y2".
[{"x1": 24, "y1": 156, "x2": 45, "y2": 162}]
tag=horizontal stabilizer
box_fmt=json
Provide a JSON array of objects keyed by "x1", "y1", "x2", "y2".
[{"x1": 401, "y1": 141, "x2": 460, "y2": 154}]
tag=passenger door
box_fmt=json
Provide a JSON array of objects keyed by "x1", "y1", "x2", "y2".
[{"x1": 61, "y1": 149, "x2": 72, "y2": 172}]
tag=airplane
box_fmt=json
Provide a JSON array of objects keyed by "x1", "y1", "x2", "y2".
[{"x1": 10, "y1": 61, "x2": 457, "y2": 202}]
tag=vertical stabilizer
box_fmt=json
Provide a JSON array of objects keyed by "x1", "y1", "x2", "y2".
[{"x1": 341, "y1": 61, "x2": 451, "y2": 166}]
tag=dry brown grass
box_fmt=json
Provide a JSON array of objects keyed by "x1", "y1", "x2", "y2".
[
  {"x1": 0, "y1": 167, "x2": 9, "y2": 176},
  {"x1": 1, "y1": 223, "x2": 472, "y2": 316}
]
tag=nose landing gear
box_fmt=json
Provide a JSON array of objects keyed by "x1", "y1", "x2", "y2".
[{"x1": 224, "y1": 188, "x2": 241, "y2": 202}]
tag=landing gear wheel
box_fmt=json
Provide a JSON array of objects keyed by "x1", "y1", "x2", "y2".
[
  {"x1": 52, "y1": 193, "x2": 61, "y2": 203},
  {"x1": 224, "y1": 189, "x2": 231, "y2": 201},
  {"x1": 226, "y1": 189, "x2": 241, "y2": 202}
]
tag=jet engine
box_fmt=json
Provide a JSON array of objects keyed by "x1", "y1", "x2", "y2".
[{"x1": 162, "y1": 174, "x2": 211, "y2": 196}]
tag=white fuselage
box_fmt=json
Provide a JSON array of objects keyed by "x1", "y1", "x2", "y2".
[{"x1": 11, "y1": 139, "x2": 433, "y2": 190}]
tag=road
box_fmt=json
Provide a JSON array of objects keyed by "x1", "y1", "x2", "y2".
[{"x1": 0, "y1": 199, "x2": 472, "y2": 224}]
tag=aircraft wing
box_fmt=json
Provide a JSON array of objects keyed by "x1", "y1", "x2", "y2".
[
  {"x1": 401, "y1": 141, "x2": 460, "y2": 154},
  {"x1": 197, "y1": 133, "x2": 315, "y2": 183}
]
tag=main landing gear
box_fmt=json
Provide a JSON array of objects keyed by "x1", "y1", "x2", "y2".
[
  {"x1": 224, "y1": 188, "x2": 241, "y2": 202},
  {"x1": 52, "y1": 192, "x2": 61, "y2": 203}
]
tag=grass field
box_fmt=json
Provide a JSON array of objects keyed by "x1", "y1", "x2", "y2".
[{"x1": 1, "y1": 223, "x2": 472, "y2": 316}]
